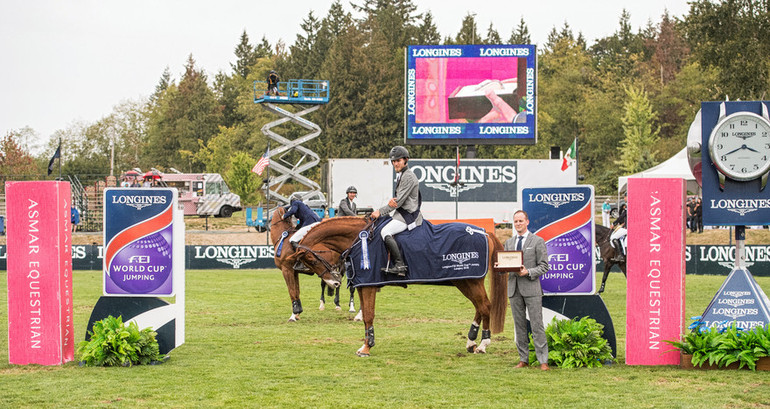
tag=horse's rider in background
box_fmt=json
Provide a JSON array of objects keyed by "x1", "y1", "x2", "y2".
[
  {"x1": 284, "y1": 193, "x2": 322, "y2": 270},
  {"x1": 337, "y1": 185, "x2": 358, "y2": 216},
  {"x1": 610, "y1": 202, "x2": 627, "y2": 262},
  {"x1": 370, "y1": 146, "x2": 423, "y2": 276}
]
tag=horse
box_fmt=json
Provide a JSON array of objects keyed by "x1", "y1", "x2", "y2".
[
  {"x1": 595, "y1": 224, "x2": 626, "y2": 293},
  {"x1": 271, "y1": 207, "x2": 343, "y2": 321},
  {"x1": 295, "y1": 217, "x2": 508, "y2": 357}
]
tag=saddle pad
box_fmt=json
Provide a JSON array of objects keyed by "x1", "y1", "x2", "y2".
[{"x1": 345, "y1": 217, "x2": 489, "y2": 287}]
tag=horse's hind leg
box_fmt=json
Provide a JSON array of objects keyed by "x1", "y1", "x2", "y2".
[
  {"x1": 348, "y1": 286, "x2": 357, "y2": 314},
  {"x1": 334, "y1": 286, "x2": 341, "y2": 310},
  {"x1": 319, "y1": 281, "x2": 326, "y2": 311},
  {"x1": 356, "y1": 287, "x2": 377, "y2": 357},
  {"x1": 455, "y1": 280, "x2": 491, "y2": 353},
  {"x1": 282, "y1": 268, "x2": 302, "y2": 322}
]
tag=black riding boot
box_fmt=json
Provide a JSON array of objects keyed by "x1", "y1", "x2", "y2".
[
  {"x1": 291, "y1": 241, "x2": 309, "y2": 271},
  {"x1": 612, "y1": 239, "x2": 625, "y2": 262},
  {"x1": 382, "y1": 235, "x2": 407, "y2": 276}
]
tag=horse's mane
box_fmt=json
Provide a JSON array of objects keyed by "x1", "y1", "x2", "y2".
[{"x1": 301, "y1": 216, "x2": 369, "y2": 248}]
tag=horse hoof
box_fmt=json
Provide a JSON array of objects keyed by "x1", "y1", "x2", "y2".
[
  {"x1": 353, "y1": 311, "x2": 363, "y2": 321},
  {"x1": 335, "y1": 306, "x2": 342, "y2": 311},
  {"x1": 474, "y1": 348, "x2": 486, "y2": 354},
  {"x1": 356, "y1": 351, "x2": 370, "y2": 357},
  {"x1": 319, "y1": 303, "x2": 325, "y2": 311},
  {"x1": 467, "y1": 345, "x2": 477, "y2": 353}
]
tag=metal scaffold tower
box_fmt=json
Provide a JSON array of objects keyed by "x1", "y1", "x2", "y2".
[{"x1": 254, "y1": 79, "x2": 330, "y2": 206}]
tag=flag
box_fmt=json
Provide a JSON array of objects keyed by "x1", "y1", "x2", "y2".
[
  {"x1": 561, "y1": 138, "x2": 576, "y2": 171},
  {"x1": 47, "y1": 142, "x2": 61, "y2": 176},
  {"x1": 252, "y1": 150, "x2": 270, "y2": 176}
]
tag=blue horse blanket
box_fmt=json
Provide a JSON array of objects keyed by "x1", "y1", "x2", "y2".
[{"x1": 345, "y1": 217, "x2": 489, "y2": 287}]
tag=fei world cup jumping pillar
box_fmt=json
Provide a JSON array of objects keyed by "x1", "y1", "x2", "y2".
[
  {"x1": 626, "y1": 178, "x2": 686, "y2": 365},
  {"x1": 6, "y1": 181, "x2": 74, "y2": 365}
]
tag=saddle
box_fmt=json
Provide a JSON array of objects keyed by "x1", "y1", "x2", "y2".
[{"x1": 345, "y1": 217, "x2": 490, "y2": 287}]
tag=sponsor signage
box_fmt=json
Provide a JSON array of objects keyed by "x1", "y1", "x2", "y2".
[
  {"x1": 405, "y1": 44, "x2": 537, "y2": 145},
  {"x1": 6, "y1": 181, "x2": 74, "y2": 365},
  {"x1": 408, "y1": 159, "x2": 517, "y2": 202},
  {"x1": 701, "y1": 101, "x2": 770, "y2": 225},
  {"x1": 523, "y1": 186, "x2": 595, "y2": 295},
  {"x1": 626, "y1": 178, "x2": 686, "y2": 365},
  {"x1": 103, "y1": 188, "x2": 175, "y2": 296},
  {"x1": 699, "y1": 268, "x2": 770, "y2": 330}
]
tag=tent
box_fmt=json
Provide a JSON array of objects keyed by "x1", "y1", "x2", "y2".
[{"x1": 617, "y1": 147, "x2": 700, "y2": 194}]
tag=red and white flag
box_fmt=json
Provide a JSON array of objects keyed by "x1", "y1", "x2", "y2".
[{"x1": 252, "y1": 150, "x2": 270, "y2": 175}]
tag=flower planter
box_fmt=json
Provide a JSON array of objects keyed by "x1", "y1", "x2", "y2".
[{"x1": 680, "y1": 354, "x2": 770, "y2": 370}]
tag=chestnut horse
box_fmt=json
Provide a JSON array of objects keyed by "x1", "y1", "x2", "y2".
[
  {"x1": 296, "y1": 217, "x2": 508, "y2": 357},
  {"x1": 271, "y1": 207, "x2": 343, "y2": 321},
  {"x1": 595, "y1": 224, "x2": 626, "y2": 293}
]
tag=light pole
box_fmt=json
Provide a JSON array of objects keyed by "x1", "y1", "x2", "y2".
[{"x1": 470, "y1": 12, "x2": 477, "y2": 44}]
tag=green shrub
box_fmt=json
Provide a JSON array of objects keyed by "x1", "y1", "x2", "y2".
[
  {"x1": 529, "y1": 317, "x2": 615, "y2": 368},
  {"x1": 77, "y1": 315, "x2": 164, "y2": 367},
  {"x1": 665, "y1": 318, "x2": 770, "y2": 370}
]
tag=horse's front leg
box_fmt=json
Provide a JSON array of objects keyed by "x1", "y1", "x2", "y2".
[
  {"x1": 282, "y1": 267, "x2": 302, "y2": 322},
  {"x1": 599, "y1": 263, "x2": 611, "y2": 294},
  {"x1": 356, "y1": 286, "x2": 377, "y2": 357}
]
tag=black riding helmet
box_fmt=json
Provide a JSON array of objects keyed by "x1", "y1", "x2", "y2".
[
  {"x1": 389, "y1": 146, "x2": 409, "y2": 161},
  {"x1": 346, "y1": 186, "x2": 357, "y2": 194}
]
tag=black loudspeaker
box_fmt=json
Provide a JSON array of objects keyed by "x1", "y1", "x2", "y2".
[{"x1": 550, "y1": 146, "x2": 561, "y2": 159}]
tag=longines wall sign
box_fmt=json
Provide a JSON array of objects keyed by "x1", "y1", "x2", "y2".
[{"x1": 0, "y1": 244, "x2": 766, "y2": 274}]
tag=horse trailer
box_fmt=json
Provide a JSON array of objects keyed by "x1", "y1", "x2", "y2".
[{"x1": 160, "y1": 173, "x2": 242, "y2": 217}]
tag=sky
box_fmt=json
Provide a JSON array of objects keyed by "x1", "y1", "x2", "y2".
[{"x1": 0, "y1": 0, "x2": 691, "y2": 154}]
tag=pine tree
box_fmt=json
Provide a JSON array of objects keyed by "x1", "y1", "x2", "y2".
[
  {"x1": 616, "y1": 85, "x2": 660, "y2": 174},
  {"x1": 231, "y1": 30, "x2": 257, "y2": 78},
  {"x1": 509, "y1": 18, "x2": 531, "y2": 44}
]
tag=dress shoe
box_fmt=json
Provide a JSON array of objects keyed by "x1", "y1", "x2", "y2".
[
  {"x1": 514, "y1": 361, "x2": 528, "y2": 369},
  {"x1": 540, "y1": 363, "x2": 550, "y2": 371}
]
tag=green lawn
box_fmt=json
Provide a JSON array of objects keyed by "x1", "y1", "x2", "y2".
[{"x1": 0, "y1": 270, "x2": 769, "y2": 408}]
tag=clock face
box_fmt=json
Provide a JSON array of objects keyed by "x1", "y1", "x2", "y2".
[{"x1": 708, "y1": 112, "x2": 770, "y2": 181}]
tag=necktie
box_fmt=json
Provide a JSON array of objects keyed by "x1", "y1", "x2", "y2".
[{"x1": 516, "y1": 236, "x2": 524, "y2": 251}]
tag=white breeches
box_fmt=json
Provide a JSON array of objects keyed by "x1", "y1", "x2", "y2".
[
  {"x1": 380, "y1": 219, "x2": 407, "y2": 240},
  {"x1": 290, "y1": 222, "x2": 320, "y2": 244}
]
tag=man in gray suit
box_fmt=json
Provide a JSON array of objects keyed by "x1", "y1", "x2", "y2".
[
  {"x1": 371, "y1": 146, "x2": 423, "y2": 276},
  {"x1": 337, "y1": 186, "x2": 358, "y2": 216},
  {"x1": 504, "y1": 209, "x2": 550, "y2": 371}
]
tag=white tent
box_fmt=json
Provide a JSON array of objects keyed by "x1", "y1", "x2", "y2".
[{"x1": 618, "y1": 147, "x2": 700, "y2": 194}]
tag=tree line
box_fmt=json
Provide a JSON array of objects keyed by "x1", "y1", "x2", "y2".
[{"x1": 4, "y1": 0, "x2": 770, "y2": 199}]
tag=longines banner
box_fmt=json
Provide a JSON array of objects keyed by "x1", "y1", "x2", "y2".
[
  {"x1": 406, "y1": 159, "x2": 517, "y2": 202},
  {"x1": 1, "y1": 244, "x2": 769, "y2": 273}
]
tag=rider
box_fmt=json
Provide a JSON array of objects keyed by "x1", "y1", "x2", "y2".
[
  {"x1": 337, "y1": 186, "x2": 358, "y2": 216},
  {"x1": 284, "y1": 193, "x2": 322, "y2": 270},
  {"x1": 370, "y1": 146, "x2": 423, "y2": 276},
  {"x1": 610, "y1": 202, "x2": 627, "y2": 262}
]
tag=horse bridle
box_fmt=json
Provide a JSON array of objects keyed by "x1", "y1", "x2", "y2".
[
  {"x1": 297, "y1": 216, "x2": 379, "y2": 282},
  {"x1": 295, "y1": 244, "x2": 343, "y2": 282}
]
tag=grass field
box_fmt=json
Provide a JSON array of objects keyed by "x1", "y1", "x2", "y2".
[{"x1": 1, "y1": 270, "x2": 769, "y2": 408}]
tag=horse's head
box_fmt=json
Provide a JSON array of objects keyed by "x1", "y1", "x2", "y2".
[
  {"x1": 293, "y1": 244, "x2": 343, "y2": 289},
  {"x1": 270, "y1": 206, "x2": 292, "y2": 245}
]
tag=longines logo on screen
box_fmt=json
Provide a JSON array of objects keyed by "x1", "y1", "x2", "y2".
[
  {"x1": 709, "y1": 198, "x2": 770, "y2": 216},
  {"x1": 193, "y1": 245, "x2": 273, "y2": 269},
  {"x1": 527, "y1": 192, "x2": 585, "y2": 209},
  {"x1": 111, "y1": 194, "x2": 168, "y2": 210},
  {"x1": 409, "y1": 160, "x2": 517, "y2": 201},
  {"x1": 411, "y1": 48, "x2": 462, "y2": 57}
]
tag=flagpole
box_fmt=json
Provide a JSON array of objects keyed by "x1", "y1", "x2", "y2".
[
  {"x1": 575, "y1": 136, "x2": 578, "y2": 185},
  {"x1": 57, "y1": 137, "x2": 62, "y2": 179},
  {"x1": 265, "y1": 140, "x2": 270, "y2": 246},
  {"x1": 455, "y1": 145, "x2": 459, "y2": 219}
]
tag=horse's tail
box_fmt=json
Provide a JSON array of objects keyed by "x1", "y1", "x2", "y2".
[{"x1": 488, "y1": 234, "x2": 507, "y2": 334}]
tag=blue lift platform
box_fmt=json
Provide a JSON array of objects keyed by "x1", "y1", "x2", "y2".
[{"x1": 253, "y1": 79, "x2": 330, "y2": 104}]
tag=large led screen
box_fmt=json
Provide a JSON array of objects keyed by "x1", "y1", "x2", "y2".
[{"x1": 405, "y1": 44, "x2": 537, "y2": 145}]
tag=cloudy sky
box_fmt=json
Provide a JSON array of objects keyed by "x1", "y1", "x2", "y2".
[{"x1": 0, "y1": 0, "x2": 691, "y2": 153}]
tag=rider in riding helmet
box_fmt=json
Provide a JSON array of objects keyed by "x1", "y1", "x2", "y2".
[
  {"x1": 284, "y1": 193, "x2": 322, "y2": 272},
  {"x1": 337, "y1": 185, "x2": 358, "y2": 216},
  {"x1": 370, "y1": 146, "x2": 423, "y2": 276},
  {"x1": 610, "y1": 202, "x2": 627, "y2": 262}
]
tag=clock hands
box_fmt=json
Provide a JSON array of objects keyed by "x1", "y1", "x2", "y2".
[{"x1": 724, "y1": 144, "x2": 759, "y2": 156}]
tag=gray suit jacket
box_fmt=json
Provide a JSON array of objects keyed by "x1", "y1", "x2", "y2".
[
  {"x1": 378, "y1": 166, "x2": 423, "y2": 227},
  {"x1": 504, "y1": 232, "x2": 549, "y2": 297},
  {"x1": 337, "y1": 198, "x2": 357, "y2": 216}
]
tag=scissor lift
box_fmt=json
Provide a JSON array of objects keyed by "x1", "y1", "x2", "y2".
[{"x1": 253, "y1": 79, "x2": 330, "y2": 206}]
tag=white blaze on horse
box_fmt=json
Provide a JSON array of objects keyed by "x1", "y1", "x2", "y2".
[{"x1": 294, "y1": 216, "x2": 508, "y2": 357}]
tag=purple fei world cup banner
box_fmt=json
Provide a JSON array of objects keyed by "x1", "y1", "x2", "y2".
[
  {"x1": 103, "y1": 188, "x2": 176, "y2": 296},
  {"x1": 523, "y1": 186, "x2": 595, "y2": 295}
]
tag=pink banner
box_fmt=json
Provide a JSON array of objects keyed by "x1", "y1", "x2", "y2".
[
  {"x1": 6, "y1": 181, "x2": 74, "y2": 365},
  {"x1": 626, "y1": 178, "x2": 686, "y2": 365}
]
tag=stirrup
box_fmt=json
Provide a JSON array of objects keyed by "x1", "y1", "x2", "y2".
[
  {"x1": 382, "y1": 263, "x2": 407, "y2": 277},
  {"x1": 293, "y1": 261, "x2": 309, "y2": 271}
]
